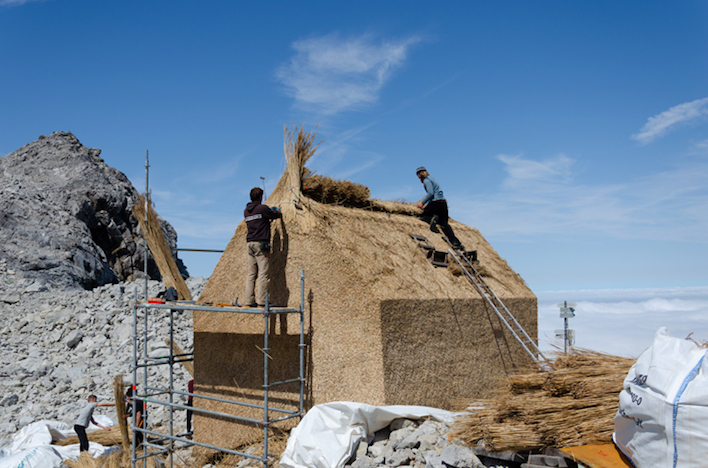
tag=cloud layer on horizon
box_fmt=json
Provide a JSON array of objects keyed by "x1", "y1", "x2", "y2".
[{"x1": 537, "y1": 286, "x2": 708, "y2": 358}]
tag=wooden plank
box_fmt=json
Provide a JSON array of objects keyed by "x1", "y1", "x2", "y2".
[{"x1": 559, "y1": 443, "x2": 634, "y2": 468}]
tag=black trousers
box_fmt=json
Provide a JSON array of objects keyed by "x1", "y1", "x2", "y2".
[
  {"x1": 186, "y1": 398, "x2": 193, "y2": 433},
  {"x1": 421, "y1": 200, "x2": 462, "y2": 246},
  {"x1": 74, "y1": 424, "x2": 89, "y2": 452}
]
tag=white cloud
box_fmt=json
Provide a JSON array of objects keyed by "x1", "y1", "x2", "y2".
[
  {"x1": 536, "y1": 286, "x2": 708, "y2": 357},
  {"x1": 632, "y1": 97, "x2": 708, "y2": 145},
  {"x1": 276, "y1": 33, "x2": 422, "y2": 115},
  {"x1": 497, "y1": 153, "x2": 574, "y2": 189},
  {"x1": 451, "y1": 153, "x2": 708, "y2": 243},
  {"x1": 690, "y1": 139, "x2": 708, "y2": 155},
  {"x1": 0, "y1": 0, "x2": 46, "y2": 6}
]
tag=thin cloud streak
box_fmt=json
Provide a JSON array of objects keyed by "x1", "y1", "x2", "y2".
[
  {"x1": 0, "y1": 0, "x2": 45, "y2": 6},
  {"x1": 276, "y1": 32, "x2": 423, "y2": 115},
  {"x1": 452, "y1": 154, "x2": 708, "y2": 243},
  {"x1": 632, "y1": 97, "x2": 708, "y2": 145}
]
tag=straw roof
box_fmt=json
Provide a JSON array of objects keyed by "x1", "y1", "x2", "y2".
[{"x1": 193, "y1": 125, "x2": 537, "y2": 450}]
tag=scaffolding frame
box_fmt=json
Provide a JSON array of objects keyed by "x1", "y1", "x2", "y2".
[{"x1": 129, "y1": 270, "x2": 306, "y2": 468}]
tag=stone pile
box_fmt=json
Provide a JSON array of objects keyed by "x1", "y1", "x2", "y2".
[
  {"x1": 0, "y1": 261, "x2": 206, "y2": 448},
  {"x1": 343, "y1": 418, "x2": 485, "y2": 468}
]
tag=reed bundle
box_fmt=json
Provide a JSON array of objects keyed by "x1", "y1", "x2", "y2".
[
  {"x1": 450, "y1": 348, "x2": 635, "y2": 451},
  {"x1": 54, "y1": 426, "x2": 126, "y2": 447},
  {"x1": 113, "y1": 375, "x2": 130, "y2": 455},
  {"x1": 132, "y1": 195, "x2": 191, "y2": 300},
  {"x1": 302, "y1": 174, "x2": 370, "y2": 207},
  {"x1": 64, "y1": 448, "x2": 161, "y2": 468}
]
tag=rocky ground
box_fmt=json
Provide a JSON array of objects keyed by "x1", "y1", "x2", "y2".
[{"x1": 0, "y1": 259, "x2": 205, "y2": 448}]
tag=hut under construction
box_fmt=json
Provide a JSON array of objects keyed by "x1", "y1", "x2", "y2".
[{"x1": 193, "y1": 127, "x2": 538, "y2": 449}]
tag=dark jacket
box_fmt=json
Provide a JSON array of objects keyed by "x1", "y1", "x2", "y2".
[{"x1": 244, "y1": 201, "x2": 282, "y2": 242}]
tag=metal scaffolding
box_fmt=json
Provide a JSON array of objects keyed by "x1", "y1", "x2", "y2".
[{"x1": 129, "y1": 270, "x2": 306, "y2": 468}]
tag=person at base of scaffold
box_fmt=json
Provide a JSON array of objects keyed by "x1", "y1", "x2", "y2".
[
  {"x1": 415, "y1": 166, "x2": 464, "y2": 251},
  {"x1": 74, "y1": 394, "x2": 113, "y2": 453},
  {"x1": 244, "y1": 186, "x2": 282, "y2": 307}
]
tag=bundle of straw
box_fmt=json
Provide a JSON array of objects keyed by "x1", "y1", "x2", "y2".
[
  {"x1": 450, "y1": 348, "x2": 635, "y2": 451},
  {"x1": 54, "y1": 426, "x2": 125, "y2": 447},
  {"x1": 113, "y1": 375, "x2": 130, "y2": 453},
  {"x1": 132, "y1": 194, "x2": 191, "y2": 300}
]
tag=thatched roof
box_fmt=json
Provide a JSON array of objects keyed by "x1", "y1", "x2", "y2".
[{"x1": 201, "y1": 125, "x2": 533, "y2": 305}]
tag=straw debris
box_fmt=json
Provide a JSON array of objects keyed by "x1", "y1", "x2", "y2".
[{"x1": 450, "y1": 348, "x2": 635, "y2": 451}]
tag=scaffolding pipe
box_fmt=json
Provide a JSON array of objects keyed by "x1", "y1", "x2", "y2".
[
  {"x1": 263, "y1": 293, "x2": 270, "y2": 467},
  {"x1": 129, "y1": 272, "x2": 307, "y2": 468},
  {"x1": 299, "y1": 269, "x2": 305, "y2": 417}
]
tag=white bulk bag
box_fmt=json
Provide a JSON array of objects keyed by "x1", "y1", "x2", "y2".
[{"x1": 614, "y1": 327, "x2": 708, "y2": 468}]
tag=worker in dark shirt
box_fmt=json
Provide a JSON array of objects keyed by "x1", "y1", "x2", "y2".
[
  {"x1": 125, "y1": 388, "x2": 145, "y2": 446},
  {"x1": 244, "y1": 187, "x2": 282, "y2": 307}
]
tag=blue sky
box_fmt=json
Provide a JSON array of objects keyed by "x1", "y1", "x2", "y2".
[{"x1": 1, "y1": 1, "x2": 707, "y2": 357}]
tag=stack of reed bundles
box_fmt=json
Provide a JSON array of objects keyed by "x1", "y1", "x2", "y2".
[{"x1": 450, "y1": 349, "x2": 635, "y2": 451}]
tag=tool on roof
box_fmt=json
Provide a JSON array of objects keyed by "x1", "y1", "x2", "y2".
[
  {"x1": 445, "y1": 238, "x2": 545, "y2": 363},
  {"x1": 410, "y1": 234, "x2": 449, "y2": 267}
]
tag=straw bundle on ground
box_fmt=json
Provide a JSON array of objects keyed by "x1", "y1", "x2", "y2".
[
  {"x1": 450, "y1": 349, "x2": 635, "y2": 451},
  {"x1": 194, "y1": 125, "x2": 538, "y2": 450},
  {"x1": 133, "y1": 195, "x2": 191, "y2": 300},
  {"x1": 63, "y1": 449, "x2": 163, "y2": 468},
  {"x1": 54, "y1": 426, "x2": 126, "y2": 447}
]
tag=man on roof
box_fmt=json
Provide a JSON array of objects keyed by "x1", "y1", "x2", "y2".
[
  {"x1": 415, "y1": 166, "x2": 464, "y2": 251},
  {"x1": 244, "y1": 187, "x2": 282, "y2": 307}
]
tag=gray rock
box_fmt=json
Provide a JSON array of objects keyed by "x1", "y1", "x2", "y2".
[
  {"x1": 386, "y1": 448, "x2": 414, "y2": 466},
  {"x1": 1, "y1": 394, "x2": 19, "y2": 407},
  {"x1": 66, "y1": 330, "x2": 83, "y2": 348},
  {"x1": 425, "y1": 455, "x2": 444, "y2": 468},
  {"x1": 18, "y1": 416, "x2": 34, "y2": 428},
  {"x1": 390, "y1": 418, "x2": 416, "y2": 431},
  {"x1": 1, "y1": 293, "x2": 21, "y2": 304},
  {"x1": 440, "y1": 445, "x2": 483, "y2": 468}
]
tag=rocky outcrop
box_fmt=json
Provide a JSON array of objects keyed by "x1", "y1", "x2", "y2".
[{"x1": 0, "y1": 132, "x2": 186, "y2": 289}]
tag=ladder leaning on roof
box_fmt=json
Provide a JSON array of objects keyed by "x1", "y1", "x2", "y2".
[{"x1": 444, "y1": 239, "x2": 545, "y2": 363}]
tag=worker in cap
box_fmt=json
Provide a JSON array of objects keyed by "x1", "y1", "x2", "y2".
[{"x1": 415, "y1": 166, "x2": 464, "y2": 250}]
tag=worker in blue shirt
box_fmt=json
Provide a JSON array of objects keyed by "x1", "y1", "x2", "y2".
[{"x1": 415, "y1": 166, "x2": 464, "y2": 250}]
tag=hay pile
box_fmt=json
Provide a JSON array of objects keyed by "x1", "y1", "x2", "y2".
[{"x1": 450, "y1": 349, "x2": 635, "y2": 451}]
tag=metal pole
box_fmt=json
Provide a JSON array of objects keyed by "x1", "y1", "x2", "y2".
[
  {"x1": 299, "y1": 270, "x2": 305, "y2": 417},
  {"x1": 564, "y1": 316, "x2": 569, "y2": 355},
  {"x1": 132, "y1": 300, "x2": 138, "y2": 468},
  {"x1": 263, "y1": 293, "x2": 270, "y2": 468},
  {"x1": 169, "y1": 308, "x2": 174, "y2": 468},
  {"x1": 143, "y1": 304, "x2": 148, "y2": 468},
  {"x1": 144, "y1": 150, "x2": 149, "y2": 302}
]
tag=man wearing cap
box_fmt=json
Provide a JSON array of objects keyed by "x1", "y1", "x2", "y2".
[{"x1": 415, "y1": 166, "x2": 464, "y2": 250}]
